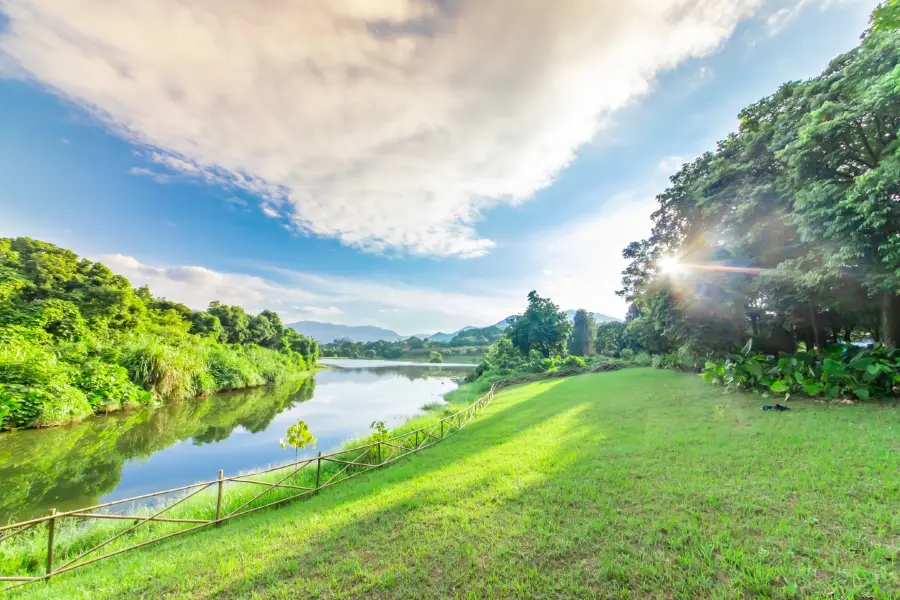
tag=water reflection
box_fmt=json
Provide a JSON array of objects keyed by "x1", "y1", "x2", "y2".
[{"x1": 0, "y1": 363, "x2": 469, "y2": 523}]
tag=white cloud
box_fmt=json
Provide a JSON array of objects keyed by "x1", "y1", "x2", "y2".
[
  {"x1": 224, "y1": 196, "x2": 248, "y2": 208},
  {"x1": 260, "y1": 203, "x2": 280, "y2": 219},
  {"x1": 526, "y1": 192, "x2": 657, "y2": 318},
  {"x1": 1, "y1": 0, "x2": 763, "y2": 257},
  {"x1": 100, "y1": 254, "x2": 323, "y2": 315},
  {"x1": 294, "y1": 305, "x2": 343, "y2": 318},
  {"x1": 98, "y1": 253, "x2": 522, "y2": 333},
  {"x1": 129, "y1": 166, "x2": 171, "y2": 183},
  {"x1": 657, "y1": 155, "x2": 687, "y2": 174}
]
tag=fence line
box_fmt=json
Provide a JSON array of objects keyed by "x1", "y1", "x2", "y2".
[{"x1": 0, "y1": 380, "x2": 508, "y2": 592}]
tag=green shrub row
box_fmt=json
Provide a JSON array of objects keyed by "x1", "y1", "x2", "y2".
[{"x1": 701, "y1": 344, "x2": 900, "y2": 401}]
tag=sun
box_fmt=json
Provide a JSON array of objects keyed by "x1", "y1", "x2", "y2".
[{"x1": 658, "y1": 256, "x2": 683, "y2": 275}]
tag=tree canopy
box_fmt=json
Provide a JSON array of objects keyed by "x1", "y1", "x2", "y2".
[
  {"x1": 0, "y1": 237, "x2": 318, "y2": 429},
  {"x1": 617, "y1": 21, "x2": 900, "y2": 355},
  {"x1": 507, "y1": 291, "x2": 573, "y2": 358}
]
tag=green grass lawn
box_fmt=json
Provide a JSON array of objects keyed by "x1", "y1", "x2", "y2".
[{"x1": 10, "y1": 369, "x2": 899, "y2": 599}]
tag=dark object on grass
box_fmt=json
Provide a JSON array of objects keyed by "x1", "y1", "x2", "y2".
[{"x1": 761, "y1": 404, "x2": 790, "y2": 411}]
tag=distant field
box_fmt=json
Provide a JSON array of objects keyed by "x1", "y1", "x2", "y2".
[{"x1": 12, "y1": 369, "x2": 899, "y2": 599}]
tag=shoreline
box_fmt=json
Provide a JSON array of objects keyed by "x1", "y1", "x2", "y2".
[{"x1": 0, "y1": 367, "x2": 322, "y2": 435}]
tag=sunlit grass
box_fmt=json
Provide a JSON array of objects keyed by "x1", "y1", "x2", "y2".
[{"x1": 7, "y1": 369, "x2": 899, "y2": 599}]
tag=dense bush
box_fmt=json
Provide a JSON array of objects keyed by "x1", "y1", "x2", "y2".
[
  {"x1": 563, "y1": 355, "x2": 585, "y2": 368},
  {"x1": 0, "y1": 237, "x2": 318, "y2": 429},
  {"x1": 702, "y1": 344, "x2": 900, "y2": 401}
]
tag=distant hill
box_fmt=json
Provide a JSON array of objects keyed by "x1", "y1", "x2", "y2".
[
  {"x1": 411, "y1": 326, "x2": 475, "y2": 342},
  {"x1": 287, "y1": 321, "x2": 403, "y2": 343},
  {"x1": 492, "y1": 310, "x2": 619, "y2": 329},
  {"x1": 295, "y1": 310, "x2": 620, "y2": 344}
]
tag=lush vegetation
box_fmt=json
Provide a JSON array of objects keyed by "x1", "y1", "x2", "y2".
[
  {"x1": 617, "y1": 12, "x2": 900, "y2": 353},
  {"x1": 8, "y1": 369, "x2": 897, "y2": 599},
  {"x1": 0, "y1": 238, "x2": 318, "y2": 430},
  {"x1": 703, "y1": 342, "x2": 900, "y2": 402},
  {"x1": 570, "y1": 8, "x2": 900, "y2": 401},
  {"x1": 320, "y1": 327, "x2": 502, "y2": 363}
]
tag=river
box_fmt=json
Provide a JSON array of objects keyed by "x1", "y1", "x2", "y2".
[{"x1": 0, "y1": 360, "x2": 472, "y2": 523}]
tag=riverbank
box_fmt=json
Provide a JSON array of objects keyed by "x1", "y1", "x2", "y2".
[
  {"x1": 0, "y1": 370, "x2": 483, "y2": 580},
  {"x1": 6, "y1": 368, "x2": 898, "y2": 598},
  {"x1": 0, "y1": 362, "x2": 468, "y2": 522},
  {"x1": 322, "y1": 355, "x2": 484, "y2": 365}
]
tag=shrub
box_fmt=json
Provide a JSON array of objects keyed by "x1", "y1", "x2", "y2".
[
  {"x1": 207, "y1": 345, "x2": 261, "y2": 391},
  {"x1": 702, "y1": 343, "x2": 899, "y2": 401},
  {"x1": 0, "y1": 337, "x2": 92, "y2": 427},
  {"x1": 76, "y1": 359, "x2": 152, "y2": 411},
  {"x1": 118, "y1": 336, "x2": 206, "y2": 400},
  {"x1": 634, "y1": 352, "x2": 651, "y2": 366},
  {"x1": 563, "y1": 355, "x2": 585, "y2": 368},
  {"x1": 619, "y1": 348, "x2": 635, "y2": 360}
]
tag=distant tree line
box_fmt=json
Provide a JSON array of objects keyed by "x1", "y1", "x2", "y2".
[{"x1": 320, "y1": 326, "x2": 503, "y2": 360}]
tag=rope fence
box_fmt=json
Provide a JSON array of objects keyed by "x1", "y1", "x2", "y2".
[{"x1": 0, "y1": 380, "x2": 510, "y2": 592}]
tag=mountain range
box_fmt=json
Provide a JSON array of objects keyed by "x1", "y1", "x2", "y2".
[{"x1": 289, "y1": 310, "x2": 619, "y2": 344}]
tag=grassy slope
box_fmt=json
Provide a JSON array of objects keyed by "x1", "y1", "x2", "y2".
[{"x1": 13, "y1": 369, "x2": 899, "y2": 599}]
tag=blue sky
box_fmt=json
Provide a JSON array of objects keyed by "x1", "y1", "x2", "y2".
[{"x1": 0, "y1": 0, "x2": 875, "y2": 335}]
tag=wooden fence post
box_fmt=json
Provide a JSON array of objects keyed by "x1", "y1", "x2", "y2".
[
  {"x1": 315, "y1": 452, "x2": 322, "y2": 492},
  {"x1": 215, "y1": 470, "x2": 224, "y2": 526},
  {"x1": 45, "y1": 508, "x2": 56, "y2": 579}
]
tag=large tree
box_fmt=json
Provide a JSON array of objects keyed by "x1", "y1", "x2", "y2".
[
  {"x1": 568, "y1": 309, "x2": 596, "y2": 357},
  {"x1": 507, "y1": 291, "x2": 572, "y2": 358},
  {"x1": 617, "y1": 17, "x2": 900, "y2": 352}
]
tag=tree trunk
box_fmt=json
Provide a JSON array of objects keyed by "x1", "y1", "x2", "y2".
[
  {"x1": 843, "y1": 327, "x2": 854, "y2": 344},
  {"x1": 809, "y1": 300, "x2": 821, "y2": 352},
  {"x1": 881, "y1": 290, "x2": 900, "y2": 348}
]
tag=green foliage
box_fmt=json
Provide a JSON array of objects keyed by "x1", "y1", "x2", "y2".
[
  {"x1": 872, "y1": 0, "x2": 900, "y2": 32},
  {"x1": 0, "y1": 237, "x2": 318, "y2": 430},
  {"x1": 321, "y1": 334, "x2": 486, "y2": 362},
  {"x1": 369, "y1": 420, "x2": 390, "y2": 443},
  {"x1": 428, "y1": 351, "x2": 443, "y2": 363},
  {"x1": 0, "y1": 335, "x2": 91, "y2": 428},
  {"x1": 618, "y1": 18, "x2": 900, "y2": 355},
  {"x1": 280, "y1": 419, "x2": 317, "y2": 453},
  {"x1": 76, "y1": 359, "x2": 152, "y2": 411},
  {"x1": 568, "y1": 309, "x2": 596, "y2": 357},
  {"x1": 507, "y1": 291, "x2": 573, "y2": 358},
  {"x1": 562, "y1": 355, "x2": 585, "y2": 368},
  {"x1": 619, "y1": 348, "x2": 634, "y2": 361},
  {"x1": 702, "y1": 344, "x2": 900, "y2": 401},
  {"x1": 448, "y1": 325, "x2": 503, "y2": 347},
  {"x1": 633, "y1": 352, "x2": 651, "y2": 366},
  {"x1": 595, "y1": 321, "x2": 626, "y2": 356}
]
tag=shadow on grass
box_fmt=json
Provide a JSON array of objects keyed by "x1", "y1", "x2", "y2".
[
  {"x1": 11, "y1": 374, "x2": 596, "y2": 598},
  {"x1": 18, "y1": 369, "x2": 899, "y2": 599}
]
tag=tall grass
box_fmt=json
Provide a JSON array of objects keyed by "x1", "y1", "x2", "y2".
[{"x1": 118, "y1": 335, "x2": 206, "y2": 400}]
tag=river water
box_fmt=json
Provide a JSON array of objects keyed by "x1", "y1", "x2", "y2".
[{"x1": 0, "y1": 360, "x2": 472, "y2": 523}]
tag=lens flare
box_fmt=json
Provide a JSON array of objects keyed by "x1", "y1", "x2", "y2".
[{"x1": 658, "y1": 256, "x2": 682, "y2": 275}]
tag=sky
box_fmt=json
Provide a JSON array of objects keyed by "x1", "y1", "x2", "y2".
[{"x1": 0, "y1": 0, "x2": 876, "y2": 336}]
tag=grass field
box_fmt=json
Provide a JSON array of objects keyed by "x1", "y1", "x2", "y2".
[{"x1": 10, "y1": 369, "x2": 899, "y2": 599}]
